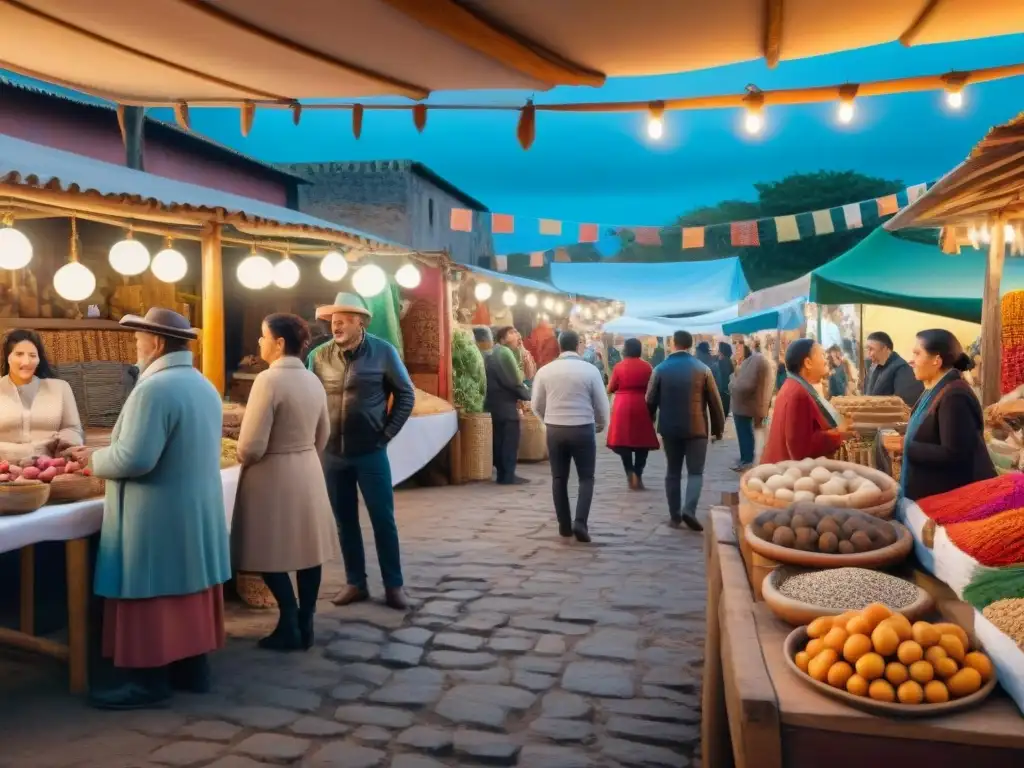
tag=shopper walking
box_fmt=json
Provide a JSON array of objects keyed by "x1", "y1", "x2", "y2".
[
  {"x1": 646, "y1": 330, "x2": 726, "y2": 532},
  {"x1": 531, "y1": 330, "x2": 610, "y2": 543},
  {"x1": 729, "y1": 342, "x2": 772, "y2": 471},
  {"x1": 308, "y1": 292, "x2": 416, "y2": 610},
  {"x1": 484, "y1": 326, "x2": 531, "y2": 485},
  {"x1": 606, "y1": 338, "x2": 659, "y2": 490},
  {"x1": 714, "y1": 341, "x2": 734, "y2": 417},
  {"x1": 233, "y1": 313, "x2": 339, "y2": 652}
]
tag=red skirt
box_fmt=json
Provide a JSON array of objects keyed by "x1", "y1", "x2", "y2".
[{"x1": 102, "y1": 585, "x2": 225, "y2": 669}]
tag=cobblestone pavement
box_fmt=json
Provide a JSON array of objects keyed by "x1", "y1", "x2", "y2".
[{"x1": 0, "y1": 432, "x2": 741, "y2": 768}]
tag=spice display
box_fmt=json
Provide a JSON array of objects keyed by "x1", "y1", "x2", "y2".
[
  {"x1": 917, "y1": 474, "x2": 1024, "y2": 525},
  {"x1": 982, "y1": 598, "x2": 1024, "y2": 649},
  {"x1": 746, "y1": 459, "x2": 891, "y2": 510},
  {"x1": 794, "y1": 606, "x2": 993, "y2": 704},
  {"x1": 944, "y1": 508, "x2": 1024, "y2": 568},
  {"x1": 753, "y1": 504, "x2": 899, "y2": 554},
  {"x1": 778, "y1": 568, "x2": 920, "y2": 610},
  {"x1": 962, "y1": 566, "x2": 1024, "y2": 611},
  {"x1": 221, "y1": 438, "x2": 238, "y2": 469}
]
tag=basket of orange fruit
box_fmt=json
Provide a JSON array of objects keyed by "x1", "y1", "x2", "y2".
[{"x1": 785, "y1": 602, "x2": 998, "y2": 716}]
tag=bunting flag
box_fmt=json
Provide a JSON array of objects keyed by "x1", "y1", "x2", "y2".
[
  {"x1": 494, "y1": 254, "x2": 508, "y2": 272},
  {"x1": 578, "y1": 223, "x2": 599, "y2": 243},
  {"x1": 811, "y1": 209, "x2": 835, "y2": 236},
  {"x1": 450, "y1": 208, "x2": 473, "y2": 232},
  {"x1": 491, "y1": 213, "x2": 515, "y2": 234},
  {"x1": 632, "y1": 226, "x2": 662, "y2": 246},
  {"x1": 681, "y1": 226, "x2": 705, "y2": 249},
  {"x1": 842, "y1": 203, "x2": 863, "y2": 230},
  {"x1": 907, "y1": 182, "x2": 928, "y2": 203},
  {"x1": 539, "y1": 218, "x2": 562, "y2": 236},
  {"x1": 876, "y1": 194, "x2": 900, "y2": 217},
  {"x1": 554, "y1": 248, "x2": 571, "y2": 262},
  {"x1": 529, "y1": 251, "x2": 546, "y2": 267},
  {"x1": 774, "y1": 215, "x2": 800, "y2": 243},
  {"x1": 731, "y1": 220, "x2": 760, "y2": 247}
]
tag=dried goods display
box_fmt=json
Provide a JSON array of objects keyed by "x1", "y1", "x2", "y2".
[
  {"x1": 982, "y1": 599, "x2": 1024, "y2": 649},
  {"x1": 751, "y1": 505, "x2": 900, "y2": 555},
  {"x1": 0, "y1": 455, "x2": 93, "y2": 484},
  {"x1": 786, "y1": 606, "x2": 998, "y2": 716},
  {"x1": 743, "y1": 458, "x2": 897, "y2": 514},
  {"x1": 221, "y1": 438, "x2": 238, "y2": 469}
]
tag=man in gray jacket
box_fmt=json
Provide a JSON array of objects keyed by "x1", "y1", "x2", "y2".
[
  {"x1": 646, "y1": 330, "x2": 726, "y2": 531},
  {"x1": 729, "y1": 342, "x2": 774, "y2": 471},
  {"x1": 865, "y1": 331, "x2": 923, "y2": 407}
]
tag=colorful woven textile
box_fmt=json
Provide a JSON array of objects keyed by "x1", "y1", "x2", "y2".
[
  {"x1": 917, "y1": 473, "x2": 1024, "y2": 525},
  {"x1": 945, "y1": 508, "x2": 1024, "y2": 568}
]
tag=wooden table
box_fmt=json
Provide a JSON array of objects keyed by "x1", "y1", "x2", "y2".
[{"x1": 703, "y1": 506, "x2": 1024, "y2": 768}]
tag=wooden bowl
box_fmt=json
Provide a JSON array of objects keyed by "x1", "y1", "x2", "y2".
[
  {"x1": 745, "y1": 520, "x2": 913, "y2": 570},
  {"x1": 47, "y1": 474, "x2": 105, "y2": 504},
  {"x1": 0, "y1": 480, "x2": 51, "y2": 515},
  {"x1": 784, "y1": 626, "x2": 998, "y2": 717},
  {"x1": 741, "y1": 459, "x2": 899, "y2": 517},
  {"x1": 762, "y1": 566, "x2": 934, "y2": 626}
]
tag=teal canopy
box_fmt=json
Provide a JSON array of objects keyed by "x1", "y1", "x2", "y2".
[
  {"x1": 810, "y1": 228, "x2": 1024, "y2": 323},
  {"x1": 722, "y1": 297, "x2": 806, "y2": 335}
]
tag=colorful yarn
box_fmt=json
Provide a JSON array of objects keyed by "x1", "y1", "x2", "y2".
[
  {"x1": 963, "y1": 565, "x2": 1024, "y2": 611},
  {"x1": 917, "y1": 474, "x2": 1024, "y2": 524},
  {"x1": 945, "y1": 508, "x2": 1024, "y2": 568}
]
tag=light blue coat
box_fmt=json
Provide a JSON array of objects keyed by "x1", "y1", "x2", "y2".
[{"x1": 92, "y1": 351, "x2": 231, "y2": 600}]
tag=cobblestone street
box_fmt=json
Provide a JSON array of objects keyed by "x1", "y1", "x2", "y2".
[{"x1": 0, "y1": 433, "x2": 741, "y2": 768}]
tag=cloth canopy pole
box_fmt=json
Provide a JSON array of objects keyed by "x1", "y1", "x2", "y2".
[{"x1": 982, "y1": 216, "x2": 1006, "y2": 406}]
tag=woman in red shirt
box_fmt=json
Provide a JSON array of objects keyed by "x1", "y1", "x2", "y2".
[
  {"x1": 607, "y1": 338, "x2": 660, "y2": 489},
  {"x1": 762, "y1": 338, "x2": 854, "y2": 464}
]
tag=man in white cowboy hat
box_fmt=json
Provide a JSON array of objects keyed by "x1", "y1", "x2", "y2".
[
  {"x1": 73, "y1": 308, "x2": 231, "y2": 709},
  {"x1": 308, "y1": 292, "x2": 416, "y2": 610}
]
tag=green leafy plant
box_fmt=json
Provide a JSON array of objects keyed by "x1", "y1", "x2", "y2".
[{"x1": 452, "y1": 328, "x2": 486, "y2": 413}]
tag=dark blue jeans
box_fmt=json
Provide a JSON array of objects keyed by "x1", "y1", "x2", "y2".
[
  {"x1": 322, "y1": 449, "x2": 403, "y2": 589},
  {"x1": 734, "y1": 414, "x2": 755, "y2": 465}
]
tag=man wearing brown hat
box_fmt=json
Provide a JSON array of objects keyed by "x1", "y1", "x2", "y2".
[{"x1": 308, "y1": 292, "x2": 415, "y2": 610}]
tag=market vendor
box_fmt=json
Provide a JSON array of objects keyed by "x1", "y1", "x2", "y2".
[
  {"x1": 761, "y1": 338, "x2": 855, "y2": 463},
  {"x1": 865, "y1": 331, "x2": 924, "y2": 407},
  {"x1": 882, "y1": 329, "x2": 995, "y2": 501},
  {"x1": 0, "y1": 328, "x2": 83, "y2": 460}
]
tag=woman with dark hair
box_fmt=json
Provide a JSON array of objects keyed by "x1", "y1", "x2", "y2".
[
  {"x1": 232, "y1": 313, "x2": 339, "y2": 651},
  {"x1": 826, "y1": 344, "x2": 855, "y2": 398},
  {"x1": 882, "y1": 330, "x2": 995, "y2": 501},
  {"x1": 606, "y1": 337, "x2": 659, "y2": 489},
  {"x1": 0, "y1": 328, "x2": 83, "y2": 460},
  {"x1": 715, "y1": 341, "x2": 734, "y2": 417},
  {"x1": 761, "y1": 338, "x2": 854, "y2": 463}
]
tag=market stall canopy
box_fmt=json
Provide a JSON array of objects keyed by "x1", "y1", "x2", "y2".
[
  {"x1": 723, "y1": 296, "x2": 806, "y2": 335},
  {"x1": 601, "y1": 316, "x2": 678, "y2": 338},
  {"x1": 810, "y1": 228, "x2": 1024, "y2": 323},
  {"x1": 738, "y1": 273, "x2": 812, "y2": 316},
  {"x1": 0, "y1": 133, "x2": 398, "y2": 249},
  {"x1": 604, "y1": 304, "x2": 739, "y2": 337},
  {"x1": 551, "y1": 257, "x2": 749, "y2": 317},
  {"x1": 3, "y1": 1, "x2": 1023, "y2": 103},
  {"x1": 459, "y1": 264, "x2": 568, "y2": 296}
]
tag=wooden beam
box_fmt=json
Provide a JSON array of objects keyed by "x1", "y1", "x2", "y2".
[
  {"x1": 201, "y1": 223, "x2": 226, "y2": 395},
  {"x1": 763, "y1": 0, "x2": 784, "y2": 68},
  {"x1": 64, "y1": 537, "x2": 89, "y2": 694},
  {"x1": 379, "y1": 0, "x2": 605, "y2": 87},
  {"x1": 900, "y1": 0, "x2": 945, "y2": 47},
  {"x1": 982, "y1": 216, "x2": 1005, "y2": 407}
]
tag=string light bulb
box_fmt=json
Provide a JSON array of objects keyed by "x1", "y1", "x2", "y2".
[
  {"x1": 524, "y1": 293, "x2": 538, "y2": 308},
  {"x1": 237, "y1": 245, "x2": 274, "y2": 290},
  {"x1": 646, "y1": 101, "x2": 665, "y2": 141},
  {"x1": 395, "y1": 263, "x2": 421, "y2": 289},
  {"x1": 1005, "y1": 223, "x2": 1016, "y2": 244},
  {"x1": 473, "y1": 282, "x2": 492, "y2": 302},
  {"x1": 555, "y1": 300, "x2": 565, "y2": 315},
  {"x1": 151, "y1": 238, "x2": 188, "y2": 283},
  {"x1": 502, "y1": 288, "x2": 517, "y2": 306},
  {"x1": 943, "y1": 73, "x2": 967, "y2": 111},
  {"x1": 273, "y1": 255, "x2": 300, "y2": 289},
  {"x1": 352, "y1": 264, "x2": 387, "y2": 297},
  {"x1": 742, "y1": 87, "x2": 765, "y2": 136},
  {"x1": 53, "y1": 216, "x2": 96, "y2": 302},
  {"x1": 108, "y1": 229, "x2": 151, "y2": 276},
  {"x1": 320, "y1": 250, "x2": 349, "y2": 282},
  {"x1": 0, "y1": 213, "x2": 32, "y2": 269},
  {"x1": 543, "y1": 296, "x2": 554, "y2": 311},
  {"x1": 837, "y1": 84, "x2": 858, "y2": 125}
]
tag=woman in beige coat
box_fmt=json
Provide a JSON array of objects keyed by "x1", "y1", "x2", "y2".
[{"x1": 232, "y1": 314, "x2": 338, "y2": 652}]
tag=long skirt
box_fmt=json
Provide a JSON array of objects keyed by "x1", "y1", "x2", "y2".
[{"x1": 102, "y1": 584, "x2": 225, "y2": 669}]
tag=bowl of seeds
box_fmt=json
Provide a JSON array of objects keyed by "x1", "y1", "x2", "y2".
[{"x1": 763, "y1": 566, "x2": 934, "y2": 626}]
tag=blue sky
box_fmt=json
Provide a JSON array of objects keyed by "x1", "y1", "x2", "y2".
[{"x1": 144, "y1": 34, "x2": 1021, "y2": 254}]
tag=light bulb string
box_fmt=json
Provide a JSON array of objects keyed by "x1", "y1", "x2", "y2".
[{"x1": 69, "y1": 216, "x2": 80, "y2": 263}]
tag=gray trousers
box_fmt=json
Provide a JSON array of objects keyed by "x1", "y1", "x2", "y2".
[
  {"x1": 546, "y1": 424, "x2": 597, "y2": 528},
  {"x1": 662, "y1": 436, "x2": 709, "y2": 519}
]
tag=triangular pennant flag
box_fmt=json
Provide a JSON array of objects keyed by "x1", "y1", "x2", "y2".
[
  {"x1": 494, "y1": 254, "x2": 508, "y2": 272},
  {"x1": 633, "y1": 227, "x2": 662, "y2": 246},
  {"x1": 578, "y1": 223, "x2": 598, "y2": 243},
  {"x1": 774, "y1": 215, "x2": 800, "y2": 243},
  {"x1": 681, "y1": 227, "x2": 705, "y2": 249},
  {"x1": 491, "y1": 213, "x2": 514, "y2": 234},
  {"x1": 450, "y1": 208, "x2": 473, "y2": 232},
  {"x1": 811, "y1": 209, "x2": 835, "y2": 236},
  {"x1": 842, "y1": 203, "x2": 863, "y2": 230},
  {"x1": 554, "y1": 248, "x2": 571, "y2": 262},
  {"x1": 906, "y1": 183, "x2": 927, "y2": 203},
  {"x1": 730, "y1": 220, "x2": 760, "y2": 247},
  {"x1": 876, "y1": 194, "x2": 900, "y2": 217},
  {"x1": 529, "y1": 251, "x2": 545, "y2": 267},
  {"x1": 539, "y1": 218, "x2": 562, "y2": 236}
]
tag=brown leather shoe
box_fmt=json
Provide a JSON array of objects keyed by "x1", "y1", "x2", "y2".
[
  {"x1": 635, "y1": 476, "x2": 646, "y2": 491},
  {"x1": 331, "y1": 586, "x2": 369, "y2": 606},
  {"x1": 384, "y1": 588, "x2": 409, "y2": 611},
  {"x1": 628, "y1": 472, "x2": 639, "y2": 490}
]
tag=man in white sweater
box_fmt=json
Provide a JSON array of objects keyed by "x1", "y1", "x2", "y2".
[{"x1": 531, "y1": 330, "x2": 610, "y2": 542}]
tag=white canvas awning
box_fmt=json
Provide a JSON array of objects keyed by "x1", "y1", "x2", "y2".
[{"x1": 738, "y1": 273, "x2": 812, "y2": 316}]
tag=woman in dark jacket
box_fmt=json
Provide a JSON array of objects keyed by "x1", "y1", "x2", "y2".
[
  {"x1": 715, "y1": 341, "x2": 734, "y2": 417},
  {"x1": 883, "y1": 329, "x2": 995, "y2": 502}
]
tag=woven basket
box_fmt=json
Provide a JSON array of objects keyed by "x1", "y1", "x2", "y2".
[
  {"x1": 518, "y1": 410, "x2": 548, "y2": 462},
  {"x1": 47, "y1": 474, "x2": 105, "y2": 503},
  {"x1": 236, "y1": 572, "x2": 276, "y2": 608},
  {"x1": 458, "y1": 411, "x2": 493, "y2": 481},
  {"x1": 0, "y1": 481, "x2": 51, "y2": 515}
]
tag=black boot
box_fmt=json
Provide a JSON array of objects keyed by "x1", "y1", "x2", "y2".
[
  {"x1": 169, "y1": 654, "x2": 211, "y2": 693},
  {"x1": 258, "y1": 610, "x2": 302, "y2": 651},
  {"x1": 296, "y1": 566, "x2": 322, "y2": 651},
  {"x1": 89, "y1": 667, "x2": 171, "y2": 710}
]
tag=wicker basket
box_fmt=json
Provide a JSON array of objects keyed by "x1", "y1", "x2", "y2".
[
  {"x1": 46, "y1": 474, "x2": 105, "y2": 504},
  {"x1": 518, "y1": 410, "x2": 548, "y2": 462},
  {"x1": 0, "y1": 481, "x2": 51, "y2": 515},
  {"x1": 458, "y1": 411, "x2": 493, "y2": 481},
  {"x1": 235, "y1": 572, "x2": 276, "y2": 608}
]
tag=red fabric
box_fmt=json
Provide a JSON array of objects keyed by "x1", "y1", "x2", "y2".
[
  {"x1": 526, "y1": 323, "x2": 560, "y2": 369},
  {"x1": 731, "y1": 220, "x2": 760, "y2": 247},
  {"x1": 607, "y1": 358, "x2": 659, "y2": 449},
  {"x1": 761, "y1": 378, "x2": 843, "y2": 464},
  {"x1": 103, "y1": 585, "x2": 225, "y2": 669}
]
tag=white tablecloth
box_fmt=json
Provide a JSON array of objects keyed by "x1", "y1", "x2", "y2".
[
  {"x1": 387, "y1": 411, "x2": 458, "y2": 486},
  {"x1": 0, "y1": 466, "x2": 241, "y2": 555}
]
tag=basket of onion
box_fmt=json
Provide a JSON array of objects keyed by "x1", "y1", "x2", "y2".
[{"x1": 0, "y1": 456, "x2": 103, "y2": 504}]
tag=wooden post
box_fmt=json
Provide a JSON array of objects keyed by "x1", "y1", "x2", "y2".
[
  {"x1": 858, "y1": 304, "x2": 866, "y2": 391},
  {"x1": 982, "y1": 217, "x2": 1006, "y2": 406},
  {"x1": 65, "y1": 538, "x2": 89, "y2": 694},
  {"x1": 201, "y1": 223, "x2": 226, "y2": 395},
  {"x1": 123, "y1": 106, "x2": 145, "y2": 171}
]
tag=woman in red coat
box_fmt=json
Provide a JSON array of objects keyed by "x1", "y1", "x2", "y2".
[
  {"x1": 607, "y1": 338, "x2": 660, "y2": 489},
  {"x1": 762, "y1": 338, "x2": 854, "y2": 464}
]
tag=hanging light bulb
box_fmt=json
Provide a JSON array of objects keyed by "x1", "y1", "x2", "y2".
[
  {"x1": 502, "y1": 288, "x2": 517, "y2": 306},
  {"x1": 742, "y1": 87, "x2": 765, "y2": 136},
  {"x1": 320, "y1": 250, "x2": 349, "y2": 282},
  {"x1": 352, "y1": 263, "x2": 387, "y2": 297},
  {"x1": 53, "y1": 216, "x2": 96, "y2": 302},
  {"x1": 524, "y1": 293, "x2": 538, "y2": 308},
  {"x1": 237, "y1": 246, "x2": 274, "y2": 290},
  {"x1": 1005, "y1": 223, "x2": 1017, "y2": 244},
  {"x1": 836, "y1": 84, "x2": 858, "y2": 126},
  {"x1": 942, "y1": 73, "x2": 967, "y2": 111},
  {"x1": 945, "y1": 88, "x2": 964, "y2": 110},
  {"x1": 0, "y1": 214, "x2": 33, "y2": 269},
  {"x1": 646, "y1": 101, "x2": 665, "y2": 141},
  {"x1": 395, "y1": 263, "x2": 421, "y2": 289},
  {"x1": 109, "y1": 229, "x2": 151, "y2": 276},
  {"x1": 474, "y1": 282, "x2": 492, "y2": 302},
  {"x1": 151, "y1": 238, "x2": 188, "y2": 283},
  {"x1": 273, "y1": 255, "x2": 300, "y2": 289},
  {"x1": 555, "y1": 300, "x2": 565, "y2": 315},
  {"x1": 543, "y1": 296, "x2": 554, "y2": 311}
]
